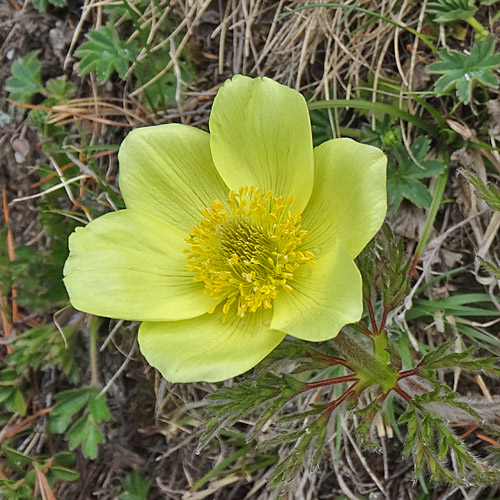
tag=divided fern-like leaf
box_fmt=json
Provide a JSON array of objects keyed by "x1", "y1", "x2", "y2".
[
  {"x1": 419, "y1": 340, "x2": 500, "y2": 377},
  {"x1": 463, "y1": 172, "x2": 500, "y2": 211}
]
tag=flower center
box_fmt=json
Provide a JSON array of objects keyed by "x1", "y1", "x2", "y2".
[{"x1": 185, "y1": 186, "x2": 315, "y2": 321}]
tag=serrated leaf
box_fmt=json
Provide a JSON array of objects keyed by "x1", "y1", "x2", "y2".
[
  {"x1": 89, "y1": 394, "x2": 111, "y2": 422},
  {"x1": 51, "y1": 388, "x2": 94, "y2": 418},
  {"x1": 120, "y1": 470, "x2": 152, "y2": 500},
  {"x1": 75, "y1": 25, "x2": 138, "y2": 82},
  {"x1": 66, "y1": 413, "x2": 104, "y2": 459},
  {"x1": 46, "y1": 78, "x2": 76, "y2": 102},
  {"x1": 429, "y1": 39, "x2": 500, "y2": 103},
  {"x1": 5, "y1": 51, "x2": 43, "y2": 104}
]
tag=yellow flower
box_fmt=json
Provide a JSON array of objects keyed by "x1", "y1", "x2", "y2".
[{"x1": 64, "y1": 75, "x2": 387, "y2": 383}]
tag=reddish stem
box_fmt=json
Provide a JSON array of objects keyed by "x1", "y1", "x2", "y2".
[
  {"x1": 366, "y1": 299, "x2": 378, "y2": 335},
  {"x1": 379, "y1": 308, "x2": 388, "y2": 332},
  {"x1": 323, "y1": 386, "x2": 357, "y2": 418},
  {"x1": 397, "y1": 368, "x2": 419, "y2": 380},
  {"x1": 302, "y1": 374, "x2": 358, "y2": 392},
  {"x1": 393, "y1": 384, "x2": 413, "y2": 402},
  {"x1": 357, "y1": 321, "x2": 374, "y2": 337},
  {"x1": 313, "y1": 352, "x2": 353, "y2": 370},
  {"x1": 408, "y1": 251, "x2": 420, "y2": 279}
]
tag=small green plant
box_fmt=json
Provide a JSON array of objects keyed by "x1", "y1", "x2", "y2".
[
  {"x1": 0, "y1": 325, "x2": 78, "y2": 418},
  {"x1": 6, "y1": 325, "x2": 79, "y2": 382},
  {"x1": 119, "y1": 470, "x2": 152, "y2": 500},
  {"x1": 387, "y1": 137, "x2": 445, "y2": 214},
  {"x1": 427, "y1": 0, "x2": 478, "y2": 22},
  {"x1": 428, "y1": 38, "x2": 500, "y2": 103},
  {"x1": 75, "y1": 25, "x2": 138, "y2": 83},
  {"x1": 0, "y1": 209, "x2": 76, "y2": 314},
  {"x1": 5, "y1": 51, "x2": 43, "y2": 104},
  {"x1": 32, "y1": 0, "x2": 66, "y2": 12},
  {"x1": 49, "y1": 387, "x2": 111, "y2": 460},
  {"x1": 0, "y1": 448, "x2": 79, "y2": 500},
  {"x1": 426, "y1": 0, "x2": 489, "y2": 38},
  {"x1": 73, "y1": 11, "x2": 195, "y2": 110}
]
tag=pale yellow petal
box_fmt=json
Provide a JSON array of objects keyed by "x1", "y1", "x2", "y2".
[
  {"x1": 209, "y1": 75, "x2": 314, "y2": 213},
  {"x1": 302, "y1": 138, "x2": 387, "y2": 258},
  {"x1": 270, "y1": 241, "x2": 362, "y2": 341},
  {"x1": 64, "y1": 210, "x2": 218, "y2": 321},
  {"x1": 138, "y1": 307, "x2": 285, "y2": 382},
  {"x1": 119, "y1": 124, "x2": 228, "y2": 232}
]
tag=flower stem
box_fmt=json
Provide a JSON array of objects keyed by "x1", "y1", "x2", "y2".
[
  {"x1": 331, "y1": 330, "x2": 399, "y2": 393},
  {"x1": 312, "y1": 352, "x2": 353, "y2": 370},
  {"x1": 393, "y1": 384, "x2": 413, "y2": 402},
  {"x1": 331, "y1": 330, "x2": 380, "y2": 373},
  {"x1": 322, "y1": 386, "x2": 357, "y2": 419},
  {"x1": 466, "y1": 17, "x2": 489, "y2": 40},
  {"x1": 357, "y1": 321, "x2": 373, "y2": 337},
  {"x1": 366, "y1": 299, "x2": 378, "y2": 334},
  {"x1": 398, "y1": 368, "x2": 420, "y2": 380},
  {"x1": 379, "y1": 308, "x2": 388, "y2": 332},
  {"x1": 89, "y1": 316, "x2": 99, "y2": 387}
]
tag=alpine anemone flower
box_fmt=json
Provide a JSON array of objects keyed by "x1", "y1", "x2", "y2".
[{"x1": 64, "y1": 75, "x2": 387, "y2": 382}]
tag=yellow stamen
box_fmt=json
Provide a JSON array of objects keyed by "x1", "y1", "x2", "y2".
[{"x1": 185, "y1": 186, "x2": 315, "y2": 321}]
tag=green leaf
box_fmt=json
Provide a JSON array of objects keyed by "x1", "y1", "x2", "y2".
[
  {"x1": 51, "y1": 388, "x2": 95, "y2": 418},
  {"x1": 49, "y1": 414, "x2": 74, "y2": 434},
  {"x1": 0, "y1": 386, "x2": 15, "y2": 405},
  {"x1": 89, "y1": 394, "x2": 111, "y2": 422},
  {"x1": 463, "y1": 172, "x2": 500, "y2": 211},
  {"x1": 386, "y1": 137, "x2": 445, "y2": 214},
  {"x1": 66, "y1": 413, "x2": 104, "y2": 459},
  {"x1": 81, "y1": 422, "x2": 105, "y2": 460},
  {"x1": 120, "y1": 470, "x2": 152, "y2": 500},
  {"x1": 0, "y1": 479, "x2": 33, "y2": 499},
  {"x1": 32, "y1": 0, "x2": 66, "y2": 12},
  {"x1": 428, "y1": 39, "x2": 500, "y2": 103},
  {"x1": 75, "y1": 25, "x2": 138, "y2": 82},
  {"x1": 427, "y1": 0, "x2": 477, "y2": 22},
  {"x1": 5, "y1": 51, "x2": 43, "y2": 104},
  {"x1": 46, "y1": 78, "x2": 76, "y2": 102},
  {"x1": 11, "y1": 390, "x2": 25, "y2": 416},
  {"x1": 48, "y1": 466, "x2": 80, "y2": 482}
]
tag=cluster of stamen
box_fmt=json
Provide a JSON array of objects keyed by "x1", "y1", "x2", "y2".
[{"x1": 185, "y1": 186, "x2": 315, "y2": 321}]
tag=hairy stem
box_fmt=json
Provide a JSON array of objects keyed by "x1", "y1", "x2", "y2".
[{"x1": 331, "y1": 330, "x2": 381, "y2": 373}]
